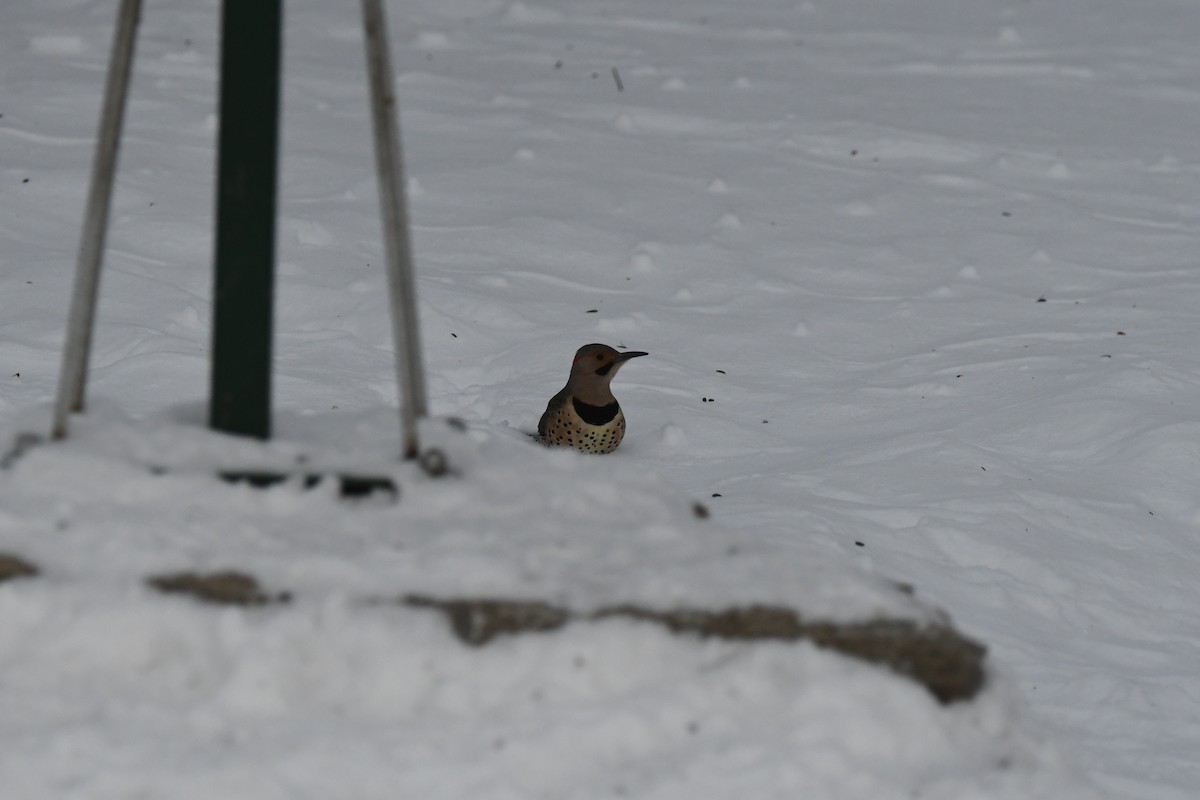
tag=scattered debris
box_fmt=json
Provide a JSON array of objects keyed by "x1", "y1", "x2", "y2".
[
  {"x1": 337, "y1": 474, "x2": 399, "y2": 499},
  {"x1": 217, "y1": 470, "x2": 310, "y2": 489},
  {"x1": 611, "y1": 66, "x2": 624, "y2": 91},
  {"x1": 419, "y1": 448, "x2": 451, "y2": 477},
  {"x1": 214, "y1": 469, "x2": 398, "y2": 501}
]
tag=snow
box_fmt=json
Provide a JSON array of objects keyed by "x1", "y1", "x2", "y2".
[{"x1": 3, "y1": 0, "x2": 1198, "y2": 796}]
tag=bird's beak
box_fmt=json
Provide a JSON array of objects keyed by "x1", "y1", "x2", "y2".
[{"x1": 616, "y1": 350, "x2": 649, "y2": 362}]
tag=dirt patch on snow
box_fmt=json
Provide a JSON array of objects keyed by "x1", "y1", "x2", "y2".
[
  {"x1": 403, "y1": 594, "x2": 987, "y2": 704},
  {"x1": 147, "y1": 570, "x2": 292, "y2": 606},
  {"x1": 0, "y1": 552, "x2": 39, "y2": 583}
]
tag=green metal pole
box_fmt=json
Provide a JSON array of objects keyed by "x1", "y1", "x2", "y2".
[{"x1": 209, "y1": 0, "x2": 283, "y2": 439}]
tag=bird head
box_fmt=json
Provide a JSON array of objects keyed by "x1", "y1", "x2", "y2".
[{"x1": 567, "y1": 343, "x2": 648, "y2": 401}]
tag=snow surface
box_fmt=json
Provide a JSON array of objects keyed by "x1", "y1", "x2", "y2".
[{"x1": 3, "y1": 0, "x2": 1199, "y2": 796}]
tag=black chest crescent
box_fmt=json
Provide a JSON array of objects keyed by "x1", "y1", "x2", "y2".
[{"x1": 572, "y1": 398, "x2": 620, "y2": 425}]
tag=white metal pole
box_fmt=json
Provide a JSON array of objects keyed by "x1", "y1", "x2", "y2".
[
  {"x1": 361, "y1": 0, "x2": 429, "y2": 459},
  {"x1": 51, "y1": 0, "x2": 143, "y2": 439}
]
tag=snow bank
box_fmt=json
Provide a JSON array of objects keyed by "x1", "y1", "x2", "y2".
[{"x1": 0, "y1": 409, "x2": 1094, "y2": 798}]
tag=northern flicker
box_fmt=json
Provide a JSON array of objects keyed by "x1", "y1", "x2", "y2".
[{"x1": 538, "y1": 343, "x2": 648, "y2": 454}]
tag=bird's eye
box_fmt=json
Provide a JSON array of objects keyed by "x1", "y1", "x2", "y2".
[{"x1": 596, "y1": 354, "x2": 604, "y2": 360}]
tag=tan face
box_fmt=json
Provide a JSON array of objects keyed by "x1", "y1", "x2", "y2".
[
  {"x1": 570, "y1": 344, "x2": 648, "y2": 380},
  {"x1": 572, "y1": 344, "x2": 621, "y2": 378}
]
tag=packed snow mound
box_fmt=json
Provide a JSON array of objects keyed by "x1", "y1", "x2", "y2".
[
  {"x1": 0, "y1": 408, "x2": 1094, "y2": 798},
  {"x1": 3, "y1": 408, "x2": 943, "y2": 621}
]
